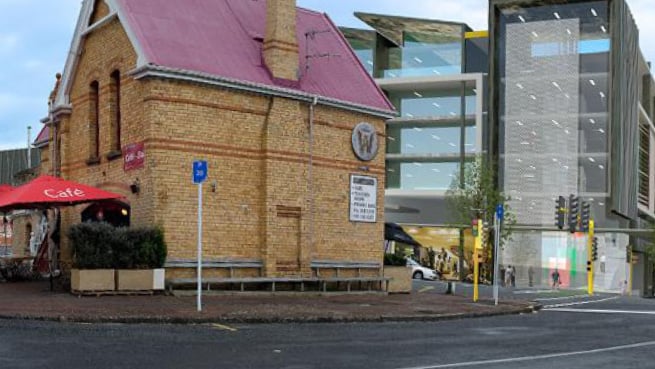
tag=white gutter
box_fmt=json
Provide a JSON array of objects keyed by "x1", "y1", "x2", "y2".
[{"x1": 129, "y1": 65, "x2": 397, "y2": 119}]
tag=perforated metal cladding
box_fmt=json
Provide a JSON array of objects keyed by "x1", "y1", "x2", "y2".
[
  {"x1": 609, "y1": 0, "x2": 639, "y2": 220},
  {"x1": 502, "y1": 19, "x2": 580, "y2": 225}
]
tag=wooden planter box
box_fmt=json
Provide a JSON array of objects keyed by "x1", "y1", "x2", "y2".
[
  {"x1": 116, "y1": 269, "x2": 165, "y2": 291},
  {"x1": 384, "y1": 266, "x2": 412, "y2": 293},
  {"x1": 71, "y1": 269, "x2": 115, "y2": 292}
]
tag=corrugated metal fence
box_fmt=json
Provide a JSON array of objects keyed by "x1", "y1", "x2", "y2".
[{"x1": 0, "y1": 149, "x2": 40, "y2": 185}]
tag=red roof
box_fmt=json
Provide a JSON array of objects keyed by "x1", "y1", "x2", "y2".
[
  {"x1": 116, "y1": 0, "x2": 394, "y2": 113},
  {"x1": 34, "y1": 126, "x2": 49, "y2": 146}
]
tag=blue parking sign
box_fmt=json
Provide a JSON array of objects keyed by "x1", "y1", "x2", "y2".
[
  {"x1": 193, "y1": 160, "x2": 208, "y2": 184},
  {"x1": 496, "y1": 204, "x2": 504, "y2": 220}
]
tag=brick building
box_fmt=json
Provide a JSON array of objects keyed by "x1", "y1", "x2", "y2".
[{"x1": 39, "y1": 0, "x2": 395, "y2": 281}]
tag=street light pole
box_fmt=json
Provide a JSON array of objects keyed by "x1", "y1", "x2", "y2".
[{"x1": 493, "y1": 212, "x2": 500, "y2": 305}]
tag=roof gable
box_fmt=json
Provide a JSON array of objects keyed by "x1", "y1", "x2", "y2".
[
  {"x1": 117, "y1": 0, "x2": 394, "y2": 114},
  {"x1": 54, "y1": 0, "x2": 148, "y2": 108},
  {"x1": 54, "y1": 0, "x2": 394, "y2": 116}
]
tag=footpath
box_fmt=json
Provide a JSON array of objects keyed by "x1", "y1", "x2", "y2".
[{"x1": 0, "y1": 281, "x2": 538, "y2": 324}]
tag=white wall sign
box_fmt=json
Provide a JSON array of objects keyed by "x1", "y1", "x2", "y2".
[{"x1": 349, "y1": 175, "x2": 377, "y2": 223}]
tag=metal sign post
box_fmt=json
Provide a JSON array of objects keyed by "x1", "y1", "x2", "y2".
[
  {"x1": 193, "y1": 160, "x2": 208, "y2": 312},
  {"x1": 493, "y1": 204, "x2": 503, "y2": 306}
]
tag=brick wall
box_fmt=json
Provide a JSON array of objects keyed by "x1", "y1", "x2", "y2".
[
  {"x1": 44, "y1": 13, "x2": 387, "y2": 277},
  {"x1": 263, "y1": 0, "x2": 299, "y2": 81},
  {"x1": 89, "y1": 0, "x2": 110, "y2": 24}
]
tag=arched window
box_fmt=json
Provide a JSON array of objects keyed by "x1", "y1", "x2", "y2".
[
  {"x1": 88, "y1": 81, "x2": 100, "y2": 161},
  {"x1": 109, "y1": 70, "x2": 121, "y2": 154}
]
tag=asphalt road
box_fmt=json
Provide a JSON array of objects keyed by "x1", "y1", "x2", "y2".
[
  {"x1": 412, "y1": 278, "x2": 605, "y2": 302},
  {"x1": 1, "y1": 295, "x2": 655, "y2": 369}
]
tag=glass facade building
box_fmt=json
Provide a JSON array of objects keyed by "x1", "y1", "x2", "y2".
[
  {"x1": 342, "y1": 14, "x2": 486, "y2": 226},
  {"x1": 489, "y1": 0, "x2": 654, "y2": 292},
  {"x1": 495, "y1": 0, "x2": 612, "y2": 228},
  {"x1": 342, "y1": 14, "x2": 487, "y2": 277},
  {"x1": 341, "y1": 0, "x2": 655, "y2": 294}
]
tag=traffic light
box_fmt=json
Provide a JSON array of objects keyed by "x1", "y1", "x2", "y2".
[
  {"x1": 482, "y1": 221, "x2": 489, "y2": 246},
  {"x1": 472, "y1": 219, "x2": 478, "y2": 237},
  {"x1": 626, "y1": 245, "x2": 632, "y2": 263},
  {"x1": 555, "y1": 196, "x2": 566, "y2": 230},
  {"x1": 568, "y1": 194, "x2": 579, "y2": 233},
  {"x1": 591, "y1": 237, "x2": 598, "y2": 262},
  {"x1": 580, "y1": 202, "x2": 591, "y2": 232}
]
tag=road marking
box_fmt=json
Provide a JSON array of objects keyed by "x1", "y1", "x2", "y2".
[
  {"x1": 211, "y1": 323, "x2": 238, "y2": 332},
  {"x1": 545, "y1": 308, "x2": 655, "y2": 315},
  {"x1": 534, "y1": 294, "x2": 591, "y2": 301},
  {"x1": 542, "y1": 296, "x2": 618, "y2": 309},
  {"x1": 397, "y1": 340, "x2": 655, "y2": 369},
  {"x1": 513, "y1": 289, "x2": 559, "y2": 294},
  {"x1": 418, "y1": 286, "x2": 435, "y2": 293}
]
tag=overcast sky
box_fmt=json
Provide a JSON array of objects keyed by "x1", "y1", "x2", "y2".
[{"x1": 1, "y1": 0, "x2": 654, "y2": 150}]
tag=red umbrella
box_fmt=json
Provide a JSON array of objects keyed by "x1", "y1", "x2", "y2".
[
  {"x1": 0, "y1": 175, "x2": 124, "y2": 211},
  {"x1": 0, "y1": 184, "x2": 12, "y2": 201}
]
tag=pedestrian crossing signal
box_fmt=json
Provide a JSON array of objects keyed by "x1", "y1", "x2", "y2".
[
  {"x1": 580, "y1": 202, "x2": 591, "y2": 232},
  {"x1": 568, "y1": 194, "x2": 579, "y2": 233},
  {"x1": 555, "y1": 196, "x2": 566, "y2": 230}
]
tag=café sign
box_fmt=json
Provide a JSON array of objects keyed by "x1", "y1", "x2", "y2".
[
  {"x1": 124, "y1": 142, "x2": 146, "y2": 171},
  {"x1": 44, "y1": 188, "x2": 85, "y2": 199}
]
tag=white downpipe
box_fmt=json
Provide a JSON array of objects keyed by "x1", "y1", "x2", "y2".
[{"x1": 308, "y1": 96, "x2": 318, "y2": 272}]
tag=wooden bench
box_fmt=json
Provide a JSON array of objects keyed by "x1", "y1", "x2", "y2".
[
  {"x1": 165, "y1": 259, "x2": 388, "y2": 293},
  {"x1": 166, "y1": 276, "x2": 390, "y2": 293},
  {"x1": 311, "y1": 260, "x2": 382, "y2": 277},
  {"x1": 164, "y1": 258, "x2": 264, "y2": 278}
]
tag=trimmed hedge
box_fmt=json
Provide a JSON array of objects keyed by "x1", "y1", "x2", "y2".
[{"x1": 69, "y1": 222, "x2": 167, "y2": 269}]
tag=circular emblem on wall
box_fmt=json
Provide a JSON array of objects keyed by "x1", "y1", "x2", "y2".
[{"x1": 351, "y1": 122, "x2": 379, "y2": 162}]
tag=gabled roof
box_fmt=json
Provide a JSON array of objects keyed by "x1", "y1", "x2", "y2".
[
  {"x1": 33, "y1": 126, "x2": 50, "y2": 148},
  {"x1": 55, "y1": 0, "x2": 395, "y2": 117}
]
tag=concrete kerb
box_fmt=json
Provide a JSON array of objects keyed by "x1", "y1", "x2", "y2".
[{"x1": 0, "y1": 304, "x2": 539, "y2": 325}]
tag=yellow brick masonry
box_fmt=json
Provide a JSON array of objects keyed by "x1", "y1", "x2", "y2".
[
  {"x1": 43, "y1": 14, "x2": 387, "y2": 279},
  {"x1": 89, "y1": 0, "x2": 110, "y2": 24},
  {"x1": 264, "y1": 0, "x2": 299, "y2": 81}
]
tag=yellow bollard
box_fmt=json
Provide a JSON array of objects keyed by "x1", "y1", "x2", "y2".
[
  {"x1": 587, "y1": 220, "x2": 594, "y2": 296},
  {"x1": 473, "y1": 219, "x2": 482, "y2": 302}
]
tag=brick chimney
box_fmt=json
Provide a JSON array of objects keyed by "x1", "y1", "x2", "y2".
[{"x1": 263, "y1": 0, "x2": 299, "y2": 81}]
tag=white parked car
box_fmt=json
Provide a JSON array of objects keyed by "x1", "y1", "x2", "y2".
[{"x1": 406, "y1": 258, "x2": 438, "y2": 280}]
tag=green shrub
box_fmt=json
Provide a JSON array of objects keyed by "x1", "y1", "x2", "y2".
[
  {"x1": 68, "y1": 223, "x2": 167, "y2": 269},
  {"x1": 127, "y1": 227, "x2": 167, "y2": 269},
  {"x1": 69, "y1": 222, "x2": 115, "y2": 269}
]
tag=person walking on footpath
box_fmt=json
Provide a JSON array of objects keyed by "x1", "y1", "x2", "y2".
[
  {"x1": 500, "y1": 265, "x2": 506, "y2": 287},
  {"x1": 505, "y1": 265, "x2": 513, "y2": 288},
  {"x1": 551, "y1": 268, "x2": 561, "y2": 289}
]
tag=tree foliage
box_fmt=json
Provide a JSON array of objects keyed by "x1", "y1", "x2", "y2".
[{"x1": 445, "y1": 155, "x2": 516, "y2": 250}]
